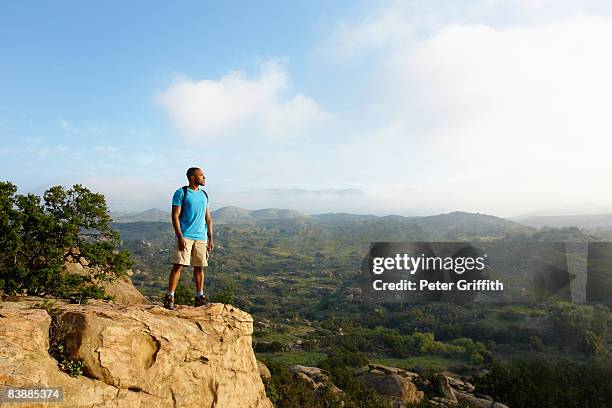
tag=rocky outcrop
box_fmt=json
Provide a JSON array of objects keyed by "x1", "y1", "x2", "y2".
[
  {"x1": 288, "y1": 365, "x2": 343, "y2": 398},
  {"x1": 355, "y1": 364, "x2": 423, "y2": 407},
  {"x1": 0, "y1": 302, "x2": 273, "y2": 408},
  {"x1": 65, "y1": 259, "x2": 148, "y2": 305},
  {"x1": 257, "y1": 360, "x2": 271, "y2": 380},
  {"x1": 99, "y1": 275, "x2": 149, "y2": 305},
  {"x1": 290, "y1": 363, "x2": 423, "y2": 407},
  {"x1": 433, "y1": 374, "x2": 458, "y2": 403},
  {"x1": 430, "y1": 374, "x2": 508, "y2": 408},
  {"x1": 287, "y1": 363, "x2": 509, "y2": 408}
]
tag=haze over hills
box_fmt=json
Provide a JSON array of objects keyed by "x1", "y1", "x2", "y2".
[
  {"x1": 112, "y1": 206, "x2": 534, "y2": 236},
  {"x1": 113, "y1": 206, "x2": 612, "y2": 234},
  {"x1": 112, "y1": 206, "x2": 312, "y2": 224},
  {"x1": 112, "y1": 208, "x2": 170, "y2": 223},
  {"x1": 514, "y1": 213, "x2": 612, "y2": 230}
]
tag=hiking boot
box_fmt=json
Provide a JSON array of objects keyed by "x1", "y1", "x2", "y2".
[
  {"x1": 164, "y1": 294, "x2": 175, "y2": 310},
  {"x1": 195, "y1": 295, "x2": 210, "y2": 307}
]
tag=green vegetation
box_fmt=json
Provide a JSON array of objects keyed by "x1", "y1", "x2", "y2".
[
  {"x1": 257, "y1": 351, "x2": 328, "y2": 367},
  {"x1": 53, "y1": 344, "x2": 85, "y2": 378},
  {"x1": 370, "y1": 356, "x2": 467, "y2": 372},
  {"x1": 262, "y1": 357, "x2": 391, "y2": 408},
  {"x1": 173, "y1": 283, "x2": 193, "y2": 305},
  {"x1": 319, "y1": 325, "x2": 491, "y2": 364},
  {"x1": 262, "y1": 361, "x2": 344, "y2": 408},
  {"x1": 474, "y1": 358, "x2": 612, "y2": 408},
  {"x1": 547, "y1": 302, "x2": 609, "y2": 356},
  {"x1": 0, "y1": 182, "x2": 131, "y2": 302},
  {"x1": 114, "y1": 215, "x2": 610, "y2": 395}
]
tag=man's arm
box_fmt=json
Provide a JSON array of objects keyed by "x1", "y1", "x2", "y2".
[
  {"x1": 172, "y1": 205, "x2": 187, "y2": 250},
  {"x1": 205, "y1": 206, "x2": 214, "y2": 252}
]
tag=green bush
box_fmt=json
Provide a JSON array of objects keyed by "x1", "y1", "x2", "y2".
[
  {"x1": 317, "y1": 354, "x2": 391, "y2": 408},
  {"x1": 318, "y1": 350, "x2": 369, "y2": 369},
  {"x1": 255, "y1": 341, "x2": 284, "y2": 353},
  {"x1": 547, "y1": 302, "x2": 609, "y2": 356},
  {"x1": 54, "y1": 344, "x2": 85, "y2": 377},
  {"x1": 262, "y1": 361, "x2": 324, "y2": 408},
  {"x1": 0, "y1": 182, "x2": 131, "y2": 301},
  {"x1": 528, "y1": 335, "x2": 544, "y2": 352},
  {"x1": 473, "y1": 358, "x2": 612, "y2": 408},
  {"x1": 212, "y1": 279, "x2": 234, "y2": 305},
  {"x1": 173, "y1": 283, "x2": 193, "y2": 305}
]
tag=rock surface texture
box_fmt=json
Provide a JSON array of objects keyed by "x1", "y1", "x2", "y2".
[
  {"x1": 0, "y1": 302, "x2": 273, "y2": 408},
  {"x1": 355, "y1": 364, "x2": 424, "y2": 407},
  {"x1": 430, "y1": 374, "x2": 509, "y2": 408},
  {"x1": 64, "y1": 259, "x2": 148, "y2": 305}
]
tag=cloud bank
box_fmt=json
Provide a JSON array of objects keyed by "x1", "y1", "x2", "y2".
[{"x1": 155, "y1": 60, "x2": 330, "y2": 140}]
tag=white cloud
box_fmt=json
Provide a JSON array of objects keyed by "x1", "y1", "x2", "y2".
[
  {"x1": 155, "y1": 60, "x2": 330, "y2": 140},
  {"x1": 316, "y1": 3, "x2": 612, "y2": 216},
  {"x1": 324, "y1": 0, "x2": 612, "y2": 59},
  {"x1": 40, "y1": 2, "x2": 612, "y2": 217}
]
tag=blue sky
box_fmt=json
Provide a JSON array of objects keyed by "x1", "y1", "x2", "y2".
[{"x1": 2, "y1": 1, "x2": 612, "y2": 216}]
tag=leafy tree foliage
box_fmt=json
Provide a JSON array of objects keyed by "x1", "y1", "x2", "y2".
[
  {"x1": 0, "y1": 182, "x2": 131, "y2": 301},
  {"x1": 474, "y1": 358, "x2": 612, "y2": 408},
  {"x1": 547, "y1": 302, "x2": 609, "y2": 356}
]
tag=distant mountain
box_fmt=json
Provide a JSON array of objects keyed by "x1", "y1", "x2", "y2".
[
  {"x1": 251, "y1": 208, "x2": 310, "y2": 220},
  {"x1": 112, "y1": 207, "x2": 527, "y2": 233},
  {"x1": 111, "y1": 207, "x2": 596, "y2": 242},
  {"x1": 409, "y1": 211, "x2": 525, "y2": 232},
  {"x1": 114, "y1": 206, "x2": 313, "y2": 225},
  {"x1": 212, "y1": 206, "x2": 255, "y2": 224},
  {"x1": 214, "y1": 206, "x2": 311, "y2": 224},
  {"x1": 515, "y1": 214, "x2": 612, "y2": 229}
]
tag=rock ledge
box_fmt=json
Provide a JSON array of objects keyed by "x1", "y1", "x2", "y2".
[{"x1": 0, "y1": 302, "x2": 273, "y2": 408}]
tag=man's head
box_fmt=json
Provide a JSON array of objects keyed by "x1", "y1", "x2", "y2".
[{"x1": 186, "y1": 167, "x2": 206, "y2": 186}]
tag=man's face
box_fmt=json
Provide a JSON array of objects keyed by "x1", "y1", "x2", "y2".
[{"x1": 194, "y1": 169, "x2": 206, "y2": 186}]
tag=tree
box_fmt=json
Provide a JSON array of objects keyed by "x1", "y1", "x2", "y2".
[{"x1": 0, "y1": 182, "x2": 131, "y2": 301}]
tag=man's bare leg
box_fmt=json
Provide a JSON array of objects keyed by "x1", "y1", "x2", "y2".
[
  {"x1": 168, "y1": 264, "x2": 183, "y2": 292},
  {"x1": 194, "y1": 266, "x2": 209, "y2": 306},
  {"x1": 193, "y1": 266, "x2": 204, "y2": 292},
  {"x1": 164, "y1": 264, "x2": 184, "y2": 309}
]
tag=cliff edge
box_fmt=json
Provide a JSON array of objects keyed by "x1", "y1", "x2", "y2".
[{"x1": 0, "y1": 302, "x2": 273, "y2": 408}]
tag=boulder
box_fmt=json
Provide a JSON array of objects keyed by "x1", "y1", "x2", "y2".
[
  {"x1": 99, "y1": 275, "x2": 148, "y2": 305},
  {"x1": 257, "y1": 360, "x2": 271, "y2": 380},
  {"x1": 454, "y1": 390, "x2": 509, "y2": 408},
  {"x1": 358, "y1": 372, "x2": 423, "y2": 405},
  {"x1": 434, "y1": 374, "x2": 458, "y2": 403},
  {"x1": 65, "y1": 260, "x2": 148, "y2": 305},
  {"x1": 368, "y1": 363, "x2": 419, "y2": 380},
  {"x1": 439, "y1": 371, "x2": 475, "y2": 393},
  {"x1": 0, "y1": 302, "x2": 272, "y2": 407},
  {"x1": 433, "y1": 373, "x2": 508, "y2": 408},
  {"x1": 289, "y1": 365, "x2": 343, "y2": 396}
]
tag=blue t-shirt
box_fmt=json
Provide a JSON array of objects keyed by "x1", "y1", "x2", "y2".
[{"x1": 172, "y1": 187, "x2": 208, "y2": 240}]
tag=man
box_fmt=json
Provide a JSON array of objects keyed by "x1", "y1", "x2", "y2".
[{"x1": 164, "y1": 167, "x2": 214, "y2": 310}]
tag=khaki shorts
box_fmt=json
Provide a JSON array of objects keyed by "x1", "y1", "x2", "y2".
[{"x1": 171, "y1": 238, "x2": 208, "y2": 267}]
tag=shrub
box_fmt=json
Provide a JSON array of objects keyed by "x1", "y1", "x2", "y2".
[
  {"x1": 212, "y1": 279, "x2": 234, "y2": 305},
  {"x1": 173, "y1": 284, "x2": 193, "y2": 305},
  {"x1": 473, "y1": 358, "x2": 612, "y2": 408},
  {"x1": 0, "y1": 182, "x2": 131, "y2": 301}
]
